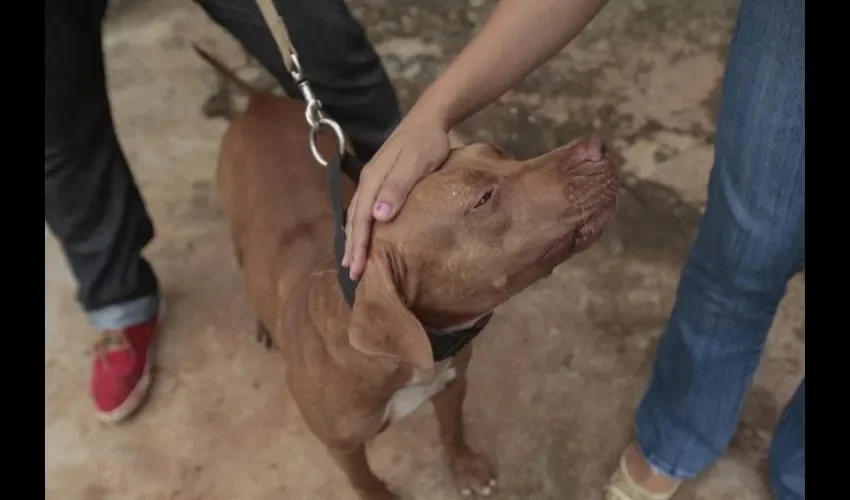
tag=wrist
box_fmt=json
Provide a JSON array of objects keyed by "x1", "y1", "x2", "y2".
[{"x1": 407, "y1": 85, "x2": 457, "y2": 133}]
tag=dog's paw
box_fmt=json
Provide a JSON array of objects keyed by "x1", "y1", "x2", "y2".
[
  {"x1": 449, "y1": 448, "x2": 497, "y2": 497},
  {"x1": 255, "y1": 320, "x2": 274, "y2": 350}
]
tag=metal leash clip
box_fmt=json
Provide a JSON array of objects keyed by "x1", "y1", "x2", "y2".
[{"x1": 285, "y1": 49, "x2": 346, "y2": 168}]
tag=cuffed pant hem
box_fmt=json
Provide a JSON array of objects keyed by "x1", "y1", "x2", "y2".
[
  {"x1": 634, "y1": 441, "x2": 700, "y2": 481},
  {"x1": 86, "y1": 294, "x2": 160, "y2": 331}
]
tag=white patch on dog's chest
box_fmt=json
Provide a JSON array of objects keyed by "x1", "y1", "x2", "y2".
[{"x1": 384, "y1": 360, "x2": 456, "y2": 423}]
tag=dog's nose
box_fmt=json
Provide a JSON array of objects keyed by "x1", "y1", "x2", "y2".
[{"x1": 574, "y1": 135, "x2": 606, "y2": 162}]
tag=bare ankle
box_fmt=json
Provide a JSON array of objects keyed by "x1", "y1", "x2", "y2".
[{"x1": 623, "y1": 443, "x2": 682, "y2": 494}]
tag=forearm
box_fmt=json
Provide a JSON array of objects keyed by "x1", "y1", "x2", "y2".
[{"x1": 410, "y1": 0, "x2": 609, "y2": 130}]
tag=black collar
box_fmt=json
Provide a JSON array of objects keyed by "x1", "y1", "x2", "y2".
[{"x1": 326, "y1": 152, "x2": 492, "y2": 362}]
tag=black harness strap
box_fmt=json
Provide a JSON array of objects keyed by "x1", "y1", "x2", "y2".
[
  {"x1": 327, "y1": 151, "x2": 357, "y2": 303},
  {"x1": 325, "y1": 152, "x2": 492, "y2": 362}
]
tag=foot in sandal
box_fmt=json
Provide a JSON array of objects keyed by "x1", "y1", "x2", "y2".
[{"x1": 604, "y1": 443, "x2": 682, "y2": 500}]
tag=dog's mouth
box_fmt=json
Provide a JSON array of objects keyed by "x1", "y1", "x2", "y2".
[
  {"x1": 573, "y1": 198, "x2": 618, "y2": 252},
  {"x1": 538, "y1": 197, "x2": 618, "y2": 265}
]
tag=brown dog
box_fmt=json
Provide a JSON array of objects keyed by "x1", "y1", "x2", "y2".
[{"x1": 195, "y1": 46, "x2": 620, "y2": 499}]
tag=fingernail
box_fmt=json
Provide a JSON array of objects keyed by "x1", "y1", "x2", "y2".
[{"x1": 373, "y1": 202, "x2": 392, "y2": 219}]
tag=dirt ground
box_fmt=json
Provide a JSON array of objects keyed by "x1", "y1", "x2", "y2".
[{"x1": 45, "y1": 0, "x2": 804, "y2": 499}]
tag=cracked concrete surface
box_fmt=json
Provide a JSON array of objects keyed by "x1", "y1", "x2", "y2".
[{"x1": 45, "y1": 0, "x2": 804, "y2": 499}]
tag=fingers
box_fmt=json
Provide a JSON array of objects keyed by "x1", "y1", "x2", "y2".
[
  {"x1": 342, "y1": 188, "x2": 359, "y2": 268},
  {"x1": 346, "y1": 170, "x2": 384, "y2": 280},
  {"x1": 341, "y1": 128, "x2": 448, "y2": 281}
]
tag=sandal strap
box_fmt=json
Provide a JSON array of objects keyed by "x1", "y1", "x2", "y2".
[{"x1": 604, "y1": 450, "x2": 679, "y2": 500}]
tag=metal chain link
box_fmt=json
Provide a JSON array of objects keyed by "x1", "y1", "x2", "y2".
[
  {"x1": 285, "y1": 49, "x2": 346, "y2": 168},
  {"x1": 252, "y1": 0, "x2": 347, "y2": 168}
]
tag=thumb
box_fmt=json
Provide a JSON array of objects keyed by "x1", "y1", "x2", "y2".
[
  {"x1": 372, "y1": 199, "x2": 396, "y2": 221},
  {"x1": 372, "y1": 173, "x2": 418, "y2": 221}
]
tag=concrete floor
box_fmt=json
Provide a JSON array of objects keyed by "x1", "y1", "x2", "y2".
[{"x1": 45, "y1": 0, "x2": 805, "y2": 499}]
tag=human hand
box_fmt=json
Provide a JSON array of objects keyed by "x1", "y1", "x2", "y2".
[{"x1": 343, "y1": 114, "x2": 451, "y2": 280}]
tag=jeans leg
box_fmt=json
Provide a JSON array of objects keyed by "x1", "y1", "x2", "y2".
[
  {"x1": 769, "y1": 379, "x2": 805, "y2": 500},
  {"x1": 633, "y1": 0, "x2": 804, "y2": 479},
  {"x1": 45, "y1": 0, "x2": 159, "y2": 330},
  {"x1": 196, "y1": 0, "x2": 402, "y2": 166}
]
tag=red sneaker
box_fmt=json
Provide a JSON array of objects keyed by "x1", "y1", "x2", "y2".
[{"x1": 90, "y1": 309, "x2": 162, "y2": 423}]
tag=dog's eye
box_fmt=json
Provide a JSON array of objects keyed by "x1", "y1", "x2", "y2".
[{"x1": 473, "y1": 188, "x2": 494, "y2": 209}]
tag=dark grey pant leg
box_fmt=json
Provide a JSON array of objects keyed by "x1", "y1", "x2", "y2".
[
  {"x1": 45, "y1": 0, "x2": 159, "y2": 330},
  {"x1": 196, "y1": 0, "x2": 402, "y2": 166}
]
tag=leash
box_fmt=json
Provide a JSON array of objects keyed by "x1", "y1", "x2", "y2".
[
  {"x1": 254, "y1": 0, "x2": 357, "y2": 305},
  {"x1": 253, "y1": 0, "x2": 492, "y2": 361}
]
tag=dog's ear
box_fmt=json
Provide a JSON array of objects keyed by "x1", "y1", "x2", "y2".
[{"x1": 347, "y1": 245, "x2": 434, "y2": 372}]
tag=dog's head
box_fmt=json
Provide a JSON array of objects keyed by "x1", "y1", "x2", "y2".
[{"x1": 348, "y1": 136, "x2": 620, "y2": 371}]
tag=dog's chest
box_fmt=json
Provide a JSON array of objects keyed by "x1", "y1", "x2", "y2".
[{"x1": 384, "y1": 360, "x2": 456, "y2": 423}]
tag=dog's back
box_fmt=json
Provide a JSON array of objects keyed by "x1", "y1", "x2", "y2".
[{"x1": 194, "y1": 45, "x2": 354, "y2": 330}]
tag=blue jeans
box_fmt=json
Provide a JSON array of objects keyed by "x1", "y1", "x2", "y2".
[{"x1": 633, "y1": 0, "x2": 805, "y2": 499}]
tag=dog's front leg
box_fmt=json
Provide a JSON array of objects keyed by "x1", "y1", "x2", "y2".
[
  {"x1": 431, "y1": 347, "x2": 497, "y2": 497},
  {"x1": 327, "y1": 444, "x2": 399, "y2": 500}
]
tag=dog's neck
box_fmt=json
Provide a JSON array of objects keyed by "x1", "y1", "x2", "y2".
[{"x1": 424, "y1": 312, "x2": 493, "y2": 334}]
